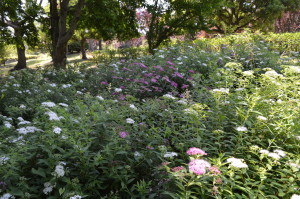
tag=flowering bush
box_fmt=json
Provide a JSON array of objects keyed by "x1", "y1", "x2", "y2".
[{"x1": 0, "y1": 33, "x2": 299, "y2": 198}]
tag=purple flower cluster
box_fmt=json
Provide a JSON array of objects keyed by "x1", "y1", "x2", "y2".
[
  {"x1": 119, "y1": 131, "x2": 128, "y2": 138},
  {"x1": 186, "y1": 147, "x2": 207, "y2": 156}
]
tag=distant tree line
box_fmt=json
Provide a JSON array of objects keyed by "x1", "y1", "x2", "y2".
[{"x1": 0, "y1": 0, "x2": 299, "y2": 70}]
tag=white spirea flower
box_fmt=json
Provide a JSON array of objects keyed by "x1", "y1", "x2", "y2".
[
  {"x1": 177, "y1": 99, "x2": 188, "y2": 105},
  {"x1": 4, "y1": 121, "x2": 12, "y2": 129},
  {"x1": 43, "y1": 182, "x2": 54, "y2": 195},
  {"x1": 17, "y1": 126, "x2": 43, "y2": 135},
  {"x1": 227, "y1": 158, "x2": 248, "y2": 168},
  {"x1": 19, "y1": 104, "x2": 26, "y2": 109},
  {"x1": 291, "y1": 194, "x2": 300, "y2": 199},
  {"x1": 49, "y1": 83, "x2": 57, "y2": 87},
  {"x1": 58, "y1": 103, "x2": 68, "y2": 107},
  {"x1": 0, "y1": 156, "x2": 10, "y2": 165},
  {"x1": 62, "y1": 84, "x2": 72, "y2": 88},
  {"x1": 163, "y1": 94, "x2": 176, "y2": 99},
  {"x1": 115, "y1": 88, "x2": 122, "y2": 92},
  {"x1": 183, "y1": 108, "x2": 198, "y2": 115},
  {"x1": 134, "y1": 151, "x2": 142, "y2": 157},
  {"x1": 45, "y1": 111, "x2": 63, "y2": 121},
  {"x1": 18, "y1": 121, "x2": 31, "y2": 125},
  {"x1": 129, "y1": 104, "x2": 138, "y2": 111},
  {"x1": 212, "y1": 88, "x2": 229, "y2": 94},
  {"x1": 257, "y1": 116, "x2": 267, "y2": 121},
  {"x1": 296, "y1": 136, "x2": 300, "y2": 140},
  {"x1": 54, "y1": 164, "x2": 65, "y2": 177},
  {"x1": 126, "y1": 118, "x2": 135, "y2": 124},
  {"x1": 242, "y1": 70, "x2": 254, "y2": 76},
  {"x1": 274, "y1": 149, "x2": 286, "y2": 157},
  {"x1": 235, "y1": 126, "x2": 248, "y2": 132},
  {"x1": 41, "y1": 102, "x2": 56, "y2": 107},
  {"x1": 96, "y1": 96, "x2": 104, "y2": 100},
  {"x1": 76, "y1": 91, "x2": 83, "y2": 95},
  {"x1": 53, "y1": 127, "x2": 62, "y2": 134},
  {"x1": 259, "y1": 149, "x2": 270, "y2": 155},
  {"x1": 163, "y1": 152, "x2": 178, "y2": 158},
  {"x1": 17, "y1": 117, "x2": 24, "y2": 122},
  {"x1": 264, "y1": 70, "x2": 283, "y2": 78},
  {"x1": 0, "y1": 193, "x2": 14, "y2": 199},
  {"x1": 268, "y1": 152, "x2": 281, "y2": 160},
  {"x1": 69, "y1": 195, "x2": 82, "y2": 199},
  {"x1": 235, "y1": 88, "x2": 245, "y2": 91}
]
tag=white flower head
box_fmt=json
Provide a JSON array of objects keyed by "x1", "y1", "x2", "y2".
[
  {"x1": 227, "y1": 157, "x2": 248, "y2": 168},
  {"x1": 134, "y1": 151, "x2": 142, "y2": 157},
  {"x1": 235, "y1": 126, "x2": 248, "y2": 132},
  {"x1": 129, "y1": 104, "x2": 138, "y2": 111},
  {"x1": 45, "y1": 111, "x2": 63, "y2": 121},
  {"x1": 96, "y1": 96, "x2": 104, "y2": 100},
  {"x1": 115, "y1": 88, "x2": 122, "y2": 92},
  {"x1": 257, "y1": 116, "x2": 267, "y2": 121},
  {"x1": 0, "y1": 156, "x2": 10, "y2": 165},
  {"x1": 212, "y1": 88, "x2": 229, "y2": 94},
  {"x1": 41, "y1": 102, "x2": 56, "y2": 108},
  {"x1": 19, "y1": 104, "x2": 26, "y2": 109},
  {"x1": 274, "y1": 149, "x2": 286, "y2": 157},
  {"x1": 4, "y1": 121, "x2": 12, "y2": 129},
  {"x1": 291, "y1": 194, "x2": 300, "y2": 199},
  {"x1": 268, "y1": 152, "x2": 281, "y2": 160},
  {"x1": 69, "y1": 195, "x2": 82, "y2": 199},
  {"x1": 18, "y1": 121, "x2": 31, "y2": 125},
  {"x1": 54, "y1": 164, "x2": 65, "y2": 177},
  {"x1": 53, "y1": 127, "x2": 62, "y2": 134},
  {"x1": 177, "y1": 99, "x2": 188, "y2": 105},
  {"x1": 163, "y1": 152, "x2": 178, "y2": 158},
  {"x1": 242, "y1": 70, "x2": 254, "y2": 76},
  {"x1": 0, "y1": 193, "x2": 15, "y2": 199},
  {"x1": 58, "y1": 103, "x2": 68, "y2": 107},
  {"x1": 163, "y1": 94, "x2": 176, "y2": 99},
  {"x1": 259, "y1": 149, "x2": 270, "y2": 155},
  {"x1": 17, "y1": 126, "x2": 43, "y2": 135},
  {"x1": 43, "y1": 182, "x2": 54, "y2": 195},
  {"x1": 126, "y1": 118, "x2": 135, "y2": 124}
]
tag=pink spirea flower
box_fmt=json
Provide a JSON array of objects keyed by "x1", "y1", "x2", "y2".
[
  {"x1": 100, "y1": 81, "x2": 108, "y2": 85},
  {"x1": 186, "y1": 147, "x2": 207, "y2": 156},
  {"x1": 181, "y1": 84, "x2": 189, "y2": 89},
  {"x1": 119, "y1": 131, "x2": 128, "y2": 138},
  {"x1": 188, "y1": 159, "x2": 211, "y2": 175},
  {"x1": 172, "y1": 166, "x2": 185, "y2": 172},
  {"x1": 209, "y1": 166, "x2": 221, "y2": 175}
]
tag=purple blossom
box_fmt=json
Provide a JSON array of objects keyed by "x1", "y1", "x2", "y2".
[
  {"x1": 171, "y1": 81, "x2": 178, "y2": 87},
  {"x1": 151, "y1": 78, "x2": 158, "y2": 83},
  {"x1": 112, "y1": 76, "x2": 123, "y2": 80},
  {"x1": 173, "y1": 72, "x2": 184, "y2": 79},
  {"x1": 119, "y1": 131, "x2": 128, "y2": 138},
  {"x1": 181, "y1": 84, "x2": 189, "y2": 89},
  {"x1": 122, "y1": 67, "x2": 132, "y2": 72},
  {"x1": 162, "y1": 76, "x2": 171, "y2": 82},
  {"x1": 169, "y1": 66, "x2": 177, "y2": 70},
  {"x1": 100, "y1": 81, "x2": 108, "y2": 85},
  {"x1": 144, "y1": 73, "x2": 153, "y2": 77},
  {"x1": 188, "y1": 159, "x2": 211, "y2": 175},
  {"x1": 146, "y1": 146, "x2": 154, "y2": 150},
  {"x1": 209, "y1": 166, "x2": 221, "y2": 175},
  {"x1": 167, "y1": 61, "x2": 175, "y2": 66},
  {"x1": 188, "y1": 70, "x2": 195, "y2": 73},
  {"x1": 187, "y1": 147, "x2": 207, "y2": 156}
]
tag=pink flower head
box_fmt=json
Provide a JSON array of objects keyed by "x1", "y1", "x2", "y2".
[
  {"x1": 172, "y1": 166, "x2": 185, "y2": 172},
  {"x1": 186, "y1": 147, "x2": 207, "y2": 156},
  {"x1": 173, "y1": 72, "x2": 184, "y2": 79},
  {"x1": 209, "y1": 166, "x2": 221, "y2": 175},
  {"x1": 119, "y1": 131, "x2": 128, "y2": 138},
  {"x1": 188, "y1": 70, "x2": 195, "y2": 74},
  {"x1": 100, "y1": 81, "x2": 108, "y2": 85},
  {"x1": 151, "y1": 78, "x2": 158, "y2": 83},
  {"x1": 188, "y1": 159, "x2": 211, "y2": 175}
]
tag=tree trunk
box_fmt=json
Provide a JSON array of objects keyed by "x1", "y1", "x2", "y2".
[
  {"x1": 98, "y1": 40, "x2": 102, "y2": 50},
  {"x1": 13, "y1": 45, "x2": 27, "y2": 70},
  {"x1": 53, "y1": 42, "x2": 67, "y2": 69},
  {"x1": 12, "y1": 28, "x2": 27, "y2": 71},
  {"x1": 81, "y1": 36, "x2": 87, "y2": 60}
]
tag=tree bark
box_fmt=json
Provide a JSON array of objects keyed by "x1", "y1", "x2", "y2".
[
  {"x1": 80, "y1": 34, "x2": 87, "y2": 59},
  {"x1": 13, "y1": 45, "x2": 27, "y2": 70},
  {"x1": 12, "y1": 28, "x2": 27, "y2": 70},
  {"x1": 98, "y1": 39, "x2": 102, "y2": 50}
]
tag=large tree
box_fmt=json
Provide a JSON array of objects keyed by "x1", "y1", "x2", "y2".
[
  {"x1": 0, "y1": 0, "x2": 43, "y2": 70},
  {"x1": 211, "y1": 0, "x2": 300, "y2": 33},
  {"x1": 48, "y1": 0, "x2": 85, "y2": 69},
  {"x1": 138, "y1": 0, "x2": 223, "y2": 54}
]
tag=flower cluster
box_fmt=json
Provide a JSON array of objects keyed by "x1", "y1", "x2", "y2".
[
  {"x1": 188, "y1": 159, "x2": 211, "y2": 175},
  {"x1": 186, "y1": 147, "x2": 207, "y2": 156},
  {"x1": 54, "y1": 162, "x2": 66, "y2": 177},
  {"x1": 43, "y1": 182, "x2": 54, "y2": 195},
  {"x1": 227, "y1": 158, "x2": 248, "y2": 168}
]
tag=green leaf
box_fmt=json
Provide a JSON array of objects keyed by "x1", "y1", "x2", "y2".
[{"x1": 31, "y1": 168, "x2": 46, "y2": 178}]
